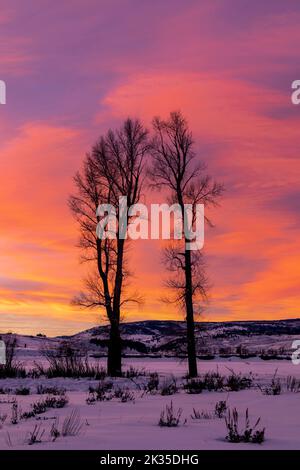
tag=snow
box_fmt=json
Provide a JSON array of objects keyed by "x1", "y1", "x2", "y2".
[
  {"x1": 0, "y1": 358, "x2": 300, "y2": 450},
  {"x1": 3, "y1": 319, "x2": 300, "y2": 360}
]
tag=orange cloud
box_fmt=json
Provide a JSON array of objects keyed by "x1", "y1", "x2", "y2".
[{"x1": 2, "y1": 1, "x2": 300, "y2": 334}]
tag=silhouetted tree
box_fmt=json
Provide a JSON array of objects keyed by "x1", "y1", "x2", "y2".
[
  {"x1": 69, "y1": 118, "x2": 149, "y2": 376},
  {"x1": 150, "y1": 111, "x2": 223, "y2": 377}
]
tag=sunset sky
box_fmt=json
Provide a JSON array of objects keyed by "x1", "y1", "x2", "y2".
[{"x1": 1, "y1": 0, "x2": 300, "y2": 335}]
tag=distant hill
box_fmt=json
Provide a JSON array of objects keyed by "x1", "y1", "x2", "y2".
[
  {"x1": 2, "y1": 319, "x2": 300, "y2": 358},
  {"x1": 70, "y1": 319, "x2": 300, "y2": 357}
]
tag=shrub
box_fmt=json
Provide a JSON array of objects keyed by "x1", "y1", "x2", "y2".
[
  {"x1": 225, "y1": 408, "x2": 265, "y2": 444},
  {"x1": 183, "y1": 370, "x2": 225, "y2": 392},
  {"x1": 158, "y1": 401, "x2": 183, "y2": 427},
  {"x1": 39, "y1": 395, "x2": 67, "y2": 412},
  {"x1": 50, "y1": 419, "x2": 60, "y2": 441},
  {"x1": 62, "y1": 409, "x2": 83, "y2": 437},
  {"x1": 86, "y1": 380, "x2": 113, "y2": 403},
  {"x1": 11, "y1": 401, "x2": 20, "y2": 425},
  {"x1": 15, "y1": 387, "x2": 30, "y2": 396},
  {"x1": 25, "y1": 394, "x2": 69, "y2": 417},
  {"x1": 120, "y1": 389, "x2": 135, "y2": 403},
  {"x1": 21, "y1": 410, "x2": 36, "y2": 420},
  {"x1": 26, "y1": 424, "x2": 45, "y2": 445},
  {"x1": 86, "y1": 393, "x2": 96, "y2": 405},
  {"x1": 93, "y1": 380, "x2": 113, "y2": 393},
  {"x1": 114, "y1": 387, "x2": 135, "y2": 402},
  {"x1": 160, "y1": 376, "x2": 178, "y2": 396},
  {"x1": 251, "y1": 429, "x2": 266, "y2": 444},
  {"x1": 226, "y1": 371, "x2": 253, "y2": 391},
  {"x1": 259, "y1": 370, "x2": 281, "y2": 395},
  {"x1": 40, "y1": 341, "x2": 106, "y2": 379},
  {"x1": 0, "y1": 412, "x2": 7, "y2": 428},
  {"x1": 144, "y1": 372, "x2": 159, "y2": 393},
  {"x1": 184, "y1": 379, "x2": 204, "y2": 394},
  {"x1": 88, "y1": 381, "x2": 113, "y2": 402},
  {"x1": 286, "y1": 376, "x2": 300, "y2": 393},
  {"x1": 191, "y1": 408, "x2": 213, "y2": 420},
  {"x1": 202, "y1": 371, "x2": 225, "y2": 391},
  {"x1": 124, "y1": 366, "x2": 146, "y2": 378},
  {"x1": 215, "y1": 400, "x2": 227, "y2": 418},
  {"x1": 5, "y1": 432, "x2": 13, "y2": 448},
  {"x1": 31, "y1": 400, "x2": 50, "y2": 415},
  {"x1": 36, "y1": 385, "x2": 66, "y2": 395}
]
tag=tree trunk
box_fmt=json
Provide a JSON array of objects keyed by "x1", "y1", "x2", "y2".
[
  {"x1": 185, "y1": 244, "x2": 198, "y2": 378},
  {"x1": 109, "y1": 237, "x2": 125, "y2": 377},
  {"x1": 107, "y1": 320, "x2": 122, "y2": 377},
  {"x1": 178, "y1": 196, "x2": 198, "y2": 378}
]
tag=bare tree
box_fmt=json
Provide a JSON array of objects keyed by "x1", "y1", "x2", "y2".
[
  {"x1": 150, "y1": 111, "x2": 223, "y2": 377},
  {"x1": 69, "y1": 118, "x2": 149, "y2": 376}
]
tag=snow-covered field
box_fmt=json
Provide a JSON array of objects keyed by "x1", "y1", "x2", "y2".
[{"x1": 0, "y1": 357, "x2": 300, "y2": 450}]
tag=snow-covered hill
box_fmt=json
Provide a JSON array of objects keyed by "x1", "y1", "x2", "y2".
[{"x1": 2, "y1": 319, "x2": 300, "y2": 359}]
